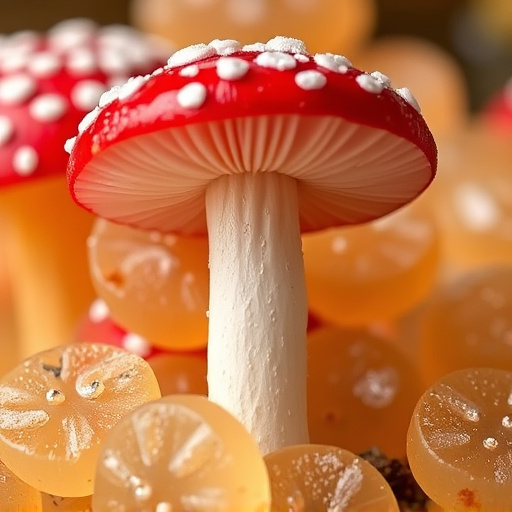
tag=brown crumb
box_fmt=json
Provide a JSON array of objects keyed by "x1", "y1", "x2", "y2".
[{"x1": 458, "y1": 488, "x2": 481, "y2": 510}]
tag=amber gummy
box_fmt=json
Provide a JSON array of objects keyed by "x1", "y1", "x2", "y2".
[{"x1": 407, "y1": 367, "x2": 512, "y2": 512}]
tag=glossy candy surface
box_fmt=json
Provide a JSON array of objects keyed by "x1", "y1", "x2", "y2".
[
  {"x1": 88, "y1": 219, "x2": 209, "y2": 350},
  {"x1": 303, "y1": 202, "x2": 440, "y2": 326},
  {"x1": 407, "y1": 368, "x2": 512, "y2": 512},
  {"x1": 0, "y1": 457, "x2": 43, "y2": 511},
  {"x1": 41, "y1": 493, "x2": 92, "y2": 511},
  {"x1": 0, "y1": 343, "x2": 161, "y2": 497},
  {"x1": 264, "y1": 444, "x2": 399, "y2": 511},
  {"x1": 92, "y1": 394, "x2": 270, "y2": 512},
  {"x1": 307, "y1": 326, "x2": 423, "y2": 458}
]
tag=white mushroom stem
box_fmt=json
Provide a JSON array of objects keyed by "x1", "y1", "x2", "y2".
[{"x1": 206, "y1": 171, "x2": 309, "y2": 454}]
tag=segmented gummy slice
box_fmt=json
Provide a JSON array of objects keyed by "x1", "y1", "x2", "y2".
[
  {"x1": 0, "y1": 457, "x2": 43, "y2": 512},
  {"x1": 93, "y1": 394, "x2": 271, "y2": 512},
  {"x1": 264, "y1": 444, "x2": 399, "y2": 512},
  {"x1": 41, "y1": 493, "x2": 92, "y2": 511},
  {"x1": 0, "y1": 343, "x2": 161, "y2": 497},
  {"x1": 407, "y1": 368, "x2": 512, "y2": 512}
]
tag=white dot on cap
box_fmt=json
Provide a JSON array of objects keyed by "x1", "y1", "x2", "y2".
[
  {"x1": 294, "y1": 53, "x2": 309, "y2": 63},
  {"x1": 0, "y1": 116, "x2": 14, "y2": 146},
  {"x1": 208, "y1": 39, "x2": 242, "y2": 56},
  {"x1": 356, "y1": 73, "x2": 385, "y2": 94},
  {"x1": 98, "y1": 86, "x2": 121, "y2": 108},
  {"x1": 0, "y1": 52, "x2": 30, "y2": 73},
  {"x1": 176, "y1": 82, "x2": 207, "y2": 109},
  {"x1": 395, "y1": 87, "x2": 421, "y2": 113},
  {"x1": 266, "y1": 36, "x2": 307, "y2": 55},
  {"x1": 29, "y1": 94, "x2": 68, "y2": 122},
  {"x1": 216, "y1": 57, "x2": 249, "y2": 80},
  {"x1": 371, "y1": 71, "x2": 392, "y2": 88},
  {"x1": 122, "y1": 332, "x2": 151, "y2": 358},
  {"x1": 295, "y1": 70, "x2": 327, "y2": 90},
  {"x1": 167, "y1": 43, "x2": 217, "y2": 68},
  {"x1": 0, "y1": 74, "x2": 36, "y2": 105},
  {"x1": 66, "y1": 48, "x2": 98, "y2": 76},
  {"x1": 78, "y1": 106, "x2": 100, "y2": 133},
  {"x1": 314, "y1": 53, "x2": 351, "y2": 73},
  {"x1": 12, "y1": 146, "x2": 38, "y2": 176},
  {"x1": 64, "y1": 136, "x2": 76, "y2": 154},
  {"x1": 117, "y1": 75, "x2": 147, "y2": 100},
  {"x1": 28, "y1": 52, "x2": 62, "y2": 77},
  {"x1": 71, "y1": 80, "x2": 107, "y2": 111},
  {"x1": 254, "y1": 51, "x2": 296, "y2": 71},
  {"x1": 242, "y1": 42, "x2": 266, "y2": 52},
  {"x1": 179, "y1": 65, "x2": 199, "y2": 78},
  {"x1": 89, "y1": 298, "x2": 109, "y2": 323}
]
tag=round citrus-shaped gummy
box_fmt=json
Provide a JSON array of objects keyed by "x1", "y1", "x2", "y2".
[
  {"x1": 264, "y1": 444, "x2": 399, "y2": 511},
  {"x1": 88, "y1": 218, "x2": 209, "y2": 350},
  {"x1": 93, "y1": 394, "x2": 270, "y2": 512},
  {"x1": 0, "y1": 458, "x2": 42, "y2": 512},
  {"x1": 0, "y1": 343, "x2": 161, "y2": 497},
  {"x1": 307, "y1": 326, "x2": 423, "y2": 458},
  {"x1": 302, "y1": 201, "x2": 440, "y2": 327},
  {"x1": 407, "y1": 367, "x2": 512, "y2": 512}
]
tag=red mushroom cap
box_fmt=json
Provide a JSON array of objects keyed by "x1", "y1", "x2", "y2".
[
  {"x1": 0, "y1": 19, "x2": 169, "y2": 187},
  {"x1": 67, "y1": 36, "x2": 437, "y2": 234}
]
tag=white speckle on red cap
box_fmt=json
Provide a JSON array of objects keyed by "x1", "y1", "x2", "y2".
[
  {"x1": 266, "y1": 36, "x2": 307, "y2": 55},
  {"x1": 295, "y1": 70, "x2": 327, "y2": 90},
  {"x1": 371, "y1": 71, "x2": 392, "y2": 88},
  {"x1": 294, "y1": 53, "x2": 309, "y2": 63},
  {"x1": 12, "y1": 146, "x2": 38, "y2": 176},
  {"x1": 151, "y1": 67, "x2": 164, "y2": 77},
  {"x1": 314, "y1": 53, "x2": 351, "y2": 73},
  {"x1": 167, "y1": 43, "x2": 217, "y2": 68},
  {"x1": 99, "y1": 86, "x2": 121, "y2": 108},
  {"x1": 99, "y1": 48, "x2": 131, "y2": 75},
  {"x1": 122, "y1": 332, "x2": 151, "y2": 358},
  {"x1": 216, "y1": 57, "x2": 249, "y2": 80},
  {"x1": 118, "y1": 75, "x2": 147, "y2": 100},
  {"x1": 356, "y1": 73, "x2": 385, "y2": 94},
  {"x1": 0, "y1": 74, "x2": 36, "y2": 104},
  {"x1": 66, "y1": 48, "x2": 97, "y2": 76},
  {"x1": 395, "y1": 87, "x2": 421, "y2": 113},
  {"x1": 29, "y1": 94, "x2": 68, "y2": 122},
  {"x1": 176, "y1": 82, "x2": 207, "y2": 109},
  {"x1": 0, "y1": 52, "x2": 30, "y2": 73},
  {"x1": 254, "y1": 51, "x2": 296, "y2": 71},
  {"x1": 64, "y1": 136, "x2": 76, "y2": 154},
  {"x1": 71, "y1": 80, "x2": 106, "y2": 111},
  {"x1": 208, "y1": 39, "x2": 242, "y2": 56},
  {"x1": 179, "y1": 65, "x2": 199, "y2": 78},
  {"x1": 89, "y1": 298, "x2": 109, "y2": 323},
  {"x1": 242, "y1": 42, "x2": 266, "y2": 52},
  {"x1": 28, "y1": 52, "x2": 62, "y2": 77},
  {"x1": 78, "y1": 106, "x2": 101, "y2": 133},
  {"x1": 48, "y1": 18, "x2": 96, "y2": 50},
  {"x1": 0, "y1": 116, "x2": 14, "y2": 146}
]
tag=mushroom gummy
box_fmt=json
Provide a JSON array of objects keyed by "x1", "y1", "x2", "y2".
[
  {"x1": 407, "y1": 367, "x2": 512, "y2": 512},
  {"x1": 67, "y1": 36, "x2": 436, "y2": 454},
  {"x1": 92, "y1": 394, "x2": 271, "y2": 512},
  {"x1": 264, "y1": 444, "x2": 399, "y2": 511},
  {"x1": 88, "y1": 217, "x2": 209, "y2": 351},
  {"x1": 0, "y1": 343, "x2": 161, "y2": 497},
  {"x1": 302, "y1": 200, "x2": 440, "y2": 328},
  {"x1": 0, "y1": 457, "x2": 43, "y2": 512}
]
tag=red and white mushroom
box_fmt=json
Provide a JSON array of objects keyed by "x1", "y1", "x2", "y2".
[
  {"x1": 67, "y1": 36, "x2": 437, "y2": 453},
  {"x1": 0, "y1": 19, "x2": 169, "y2": 358}
]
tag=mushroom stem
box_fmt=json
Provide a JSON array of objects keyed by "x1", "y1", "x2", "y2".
[{"x1": 206, "y1": 171, "x2": 309, "y2": 454}]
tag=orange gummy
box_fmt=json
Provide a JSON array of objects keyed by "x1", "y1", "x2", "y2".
[
  {"x1": 93, "y1": 394, "x2": 270, "y2": 512},
  {"x1": 41, "y1": 493, "x2": 92, "y2": 511},
  {"x1": 419, "y1": 266, "x2": 512, "y2": 385},
  {"x1": 0, "y1": 457, "x2": 43, "y2": 511},
  {"x1": 88, "y1": 218, "x2": 209, "y2": 350},
  {"x1": 302, "y1": 202, "x2": 440, "y2": 327},
  {"x1": 307, "y1": 326, "x2": 423, "y2": 458},
  {"x1": 407, "y1": 368, "x2": 512, "y2": 512},
  {"x1": 264, "y1": 444, "x2": 399, "y2": 511},
  {"x1": 0, "y1": 343, "x2": 161, "y2": 497}
]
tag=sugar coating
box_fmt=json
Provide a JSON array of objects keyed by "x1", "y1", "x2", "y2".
[
  {"x1": 294, "y1": 70, "x2": 327, "y2": 90},
  {"x1": 29, "y1": 94, "x2": 68, "y2": 122},
  {"x1": 176, "y1": 82, "x2": 207, "y2": 109},
  {"x1": 71, "y1": 80, "x2": 107, "y2": 111},
  {"x1": 265, "y1": 36, "x2": 307, "y2": 55},
  {"x1": 12, "y1": 146, "x2": 38, "y2": 175},
  {"x1": 64, "y1": 136, "x2": 76, "y2": 155},
  {"x1": 395, "y1": 87, "x2": 421, "y2": 112},
  {"x1": 99, "y1": 86, "x2": 121, "y2": 108},
  {"x1": 314, "y1": 53, "x2": 351, "y2": 73},
  {"x1": 370, "y1": 71, "x2": 392, "y2": 88},
  {"x1": 356, "y1": 73, "x2": 385, "y2": 94},
  {"x1": 0, "y1": 74, "x2": 36, "y2": 104},
  {"x1": 216, "y1": 57, "x2": 249, "y2": 81},
  {"x1": 208, "y1": 39, "x2": 242, "y2": 56},
  {"x1": 118, "y1": 75, "x2": 148, "y2": 100},
  {"x1": 78, "y1": 107, "x2": 100, "y2": 133},
  {"x1": 0, "y1": 115, "x2": 14, "y2": 146},
  {"x1": 179, "y1": 65, "x2": 199, "y2": 78},
  {"x1": 167, "y1": 44, "x2": 217, "y2": 68},
  {"x1": 254, "y1": 51, "x2": 297, "y2": 71}
]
